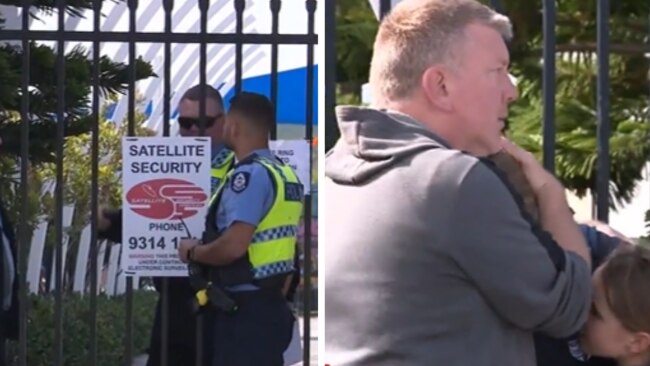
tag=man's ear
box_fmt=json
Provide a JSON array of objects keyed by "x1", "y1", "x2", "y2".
[
  {"x1": 628, "y1": 332, "x2": 650, "y2": 355},
  {"x1": 421, "y1": 65, "x2": 452, "y2": 112}
]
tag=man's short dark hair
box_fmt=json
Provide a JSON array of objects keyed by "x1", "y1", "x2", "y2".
[
  {"x1": 181, "y1": 84, "x2": 224, "y2": 109},
  {"x1": 228, "y1": 92, "x2": 275, "y2": 132}
]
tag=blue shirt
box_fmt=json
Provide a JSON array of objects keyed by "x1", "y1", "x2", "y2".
[
  {"x1": 215, "y1": 149, "x2": 275, "y2": 232},
  {"x1": 579, "y1": 225, "x2": 620, "y2": 268},
  {"x1": 215, "y1": 148, "x2": 277, "y2": 291}
]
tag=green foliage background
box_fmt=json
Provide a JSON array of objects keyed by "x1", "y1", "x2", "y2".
[
  {"x1": 331, "y1": 0, "x2": 650, "y2": 212},
  {"x1": 0, "y1": 2, "x2": 160, "y2": 361},
  {"x1": 6, "y1": 291, "x2": 157, "y2": 366}
]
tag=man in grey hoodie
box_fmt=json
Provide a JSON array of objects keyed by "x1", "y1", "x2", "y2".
[{"x1": 324, "y1": 0, "x2": 593, "y2": 365}]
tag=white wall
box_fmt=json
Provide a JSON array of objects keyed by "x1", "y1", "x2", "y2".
[{"x1": 568, "y1": 163, "x2": 650, "y2": 239}]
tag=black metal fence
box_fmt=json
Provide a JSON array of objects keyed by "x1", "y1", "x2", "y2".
[
  {"x1": 325, "y1": 0, "x2": 640, "y2": 222},
  {"x1": 0, "y1": 0, "x2": 317, "y2": 365}
]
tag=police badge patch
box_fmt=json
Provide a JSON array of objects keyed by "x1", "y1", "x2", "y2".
[{"x1": 231, "y1": 171, "x2": 250, "y2": 193}]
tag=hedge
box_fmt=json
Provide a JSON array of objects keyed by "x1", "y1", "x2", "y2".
[{"x1": 6, "y1": 290, "x2": 157, "y2": 366}]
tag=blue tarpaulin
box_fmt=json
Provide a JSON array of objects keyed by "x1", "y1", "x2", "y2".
[{"x1": 108, "y1": 66, "x2": 318, "y2": 127}]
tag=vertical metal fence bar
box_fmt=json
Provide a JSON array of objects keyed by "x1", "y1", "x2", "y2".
[
  {"x1": 303, "y1": 2, "x2": 316, "y2": 365},
  {"x1": 159, "y1": 201, "x2": 170, "y2": 363},
  {"x1": 380, "y1": 0, "x2": 391, "y2": 19},
  {"x1": 89, "y1": 0, "x2": 102, "y2": 365},
  {"x1": 161, "y1": 0, "x2": 174, "y2": 365},
  {"x1": 125, "y1": 0, "x2": 138, "y2": 364},
  {"x1": 596, "y1": 0, "x2": 610, "y2": 222},
  {"x1": 54, "y1": 0, "x2": 66, "y2": 364},
  {"x1": 324, "y1": 0, "x2": 336, "y2": 152},
  {"x1": 197, "y1": 1, "x2": 209, "y2": 364},
  {"x1": 18, "y1": 1, "x2": 31, "y2": 365},
  {"x1": 199, "y1": 0, "x2": 209, "y2": 138},
  {"x1": 163, "y1": 0, "x2": 174, "y2": 138},
  {"x1": 542, "y1": 0, "x2": 556, "y2": 173},
  {"x1": 269, "y1": 0, "x2": 280, "y2": 140},
  {"x1": 234, "y1": 0, "x2": 245, "y2": 93}
]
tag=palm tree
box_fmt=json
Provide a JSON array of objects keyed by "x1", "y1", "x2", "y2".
[
  {"x1": 504, "y1": 0, "x2": 650, "y2": 209},
  {"x1": 0, "y1": 0, "x2": 156, "y2": 164}
]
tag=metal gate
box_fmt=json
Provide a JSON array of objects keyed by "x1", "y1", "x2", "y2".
[
  {"x1": 325, "y1": 0, "x2": 650, "y2": 225},
  {"x1": 0, "y1": 0, "x2": 317, "y2": 365}
]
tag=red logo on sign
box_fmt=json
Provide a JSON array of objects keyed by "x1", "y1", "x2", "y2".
[{"x1": 126, "y1": 178, "x2": 208, "y2": 220}]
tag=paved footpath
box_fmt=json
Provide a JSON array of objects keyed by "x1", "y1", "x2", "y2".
[{"x1": 132, "y1": 316, "x2": 319, "y2": 366}]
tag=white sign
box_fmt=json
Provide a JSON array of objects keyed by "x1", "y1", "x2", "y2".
[
  {"x1": 270, "y1": 139, "x2": 312, "y2": 194},
  {"x1": 121, "y1": 137, "x2": 211, "y2": 277}
]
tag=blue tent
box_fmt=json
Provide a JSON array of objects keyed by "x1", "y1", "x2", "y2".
[
  {"x1": 221, "y1": 65, "x2": 318, "y2": 126},
  {"x1": 108, "y1": 66, "x2": 318, "y2": 128}
]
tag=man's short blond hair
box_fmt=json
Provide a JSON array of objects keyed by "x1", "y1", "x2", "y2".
[{"x1": 369, "y1": 0, "x2": 513, "y2": 105}]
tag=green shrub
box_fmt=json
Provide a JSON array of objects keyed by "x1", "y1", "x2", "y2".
[{"x1": 7, "y1": 290, "x2": 158, "y2": 366}]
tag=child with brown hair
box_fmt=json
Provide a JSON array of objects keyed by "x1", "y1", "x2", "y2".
[
  {"x1": 490, "y1": 145, "x2": 650, "y2": 366},
  {"x1": 579, "y1": 244, "x2": 650, "y2": 365}
]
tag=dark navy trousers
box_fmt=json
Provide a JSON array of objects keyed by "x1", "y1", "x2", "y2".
[{"x1": 211, "y1": 289, "x2": 294, "y2": 366}]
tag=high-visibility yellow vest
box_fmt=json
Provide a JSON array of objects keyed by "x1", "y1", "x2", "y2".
[
  {"x1": 206, "y1": 154, "x2": 304, "y2": 282},
  {"x1": 210, "y1": 149, "x2": 235, "y2": 194}
]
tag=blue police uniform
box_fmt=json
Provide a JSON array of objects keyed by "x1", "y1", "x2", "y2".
[
  {"x1": 215, "y1": 149, "x2": 275, "y2": 239},
  {"x1": 214, "y1": 149, "x2": 275, "y2": 292},
  {"x1": 208, "y1": 148, "x2": 297, "y2": 366}
]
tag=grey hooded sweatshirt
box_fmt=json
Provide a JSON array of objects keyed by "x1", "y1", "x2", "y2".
[{"x1": 324, "y1": 107, "x2": 592, "y2": 366}]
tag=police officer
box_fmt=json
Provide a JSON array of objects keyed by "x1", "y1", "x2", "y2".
[
  {"x1": 97, "y1": 84, "x2": 235, "y2": 366},
  {"x1": 178, "y1": 92, "x2": 302, "y2": 366}
]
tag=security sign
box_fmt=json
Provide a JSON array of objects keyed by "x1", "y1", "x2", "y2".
[
  {"x1": 121, "y1": 137, "x2": 211, "y2": 277},
  {"x1": 269, "y1": 139, "x2": 311, "y2": 195}
]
